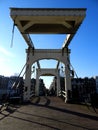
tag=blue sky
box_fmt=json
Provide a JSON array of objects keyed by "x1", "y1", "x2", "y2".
[{"x1": 0, "y1": 0, "x2": 98, "y2": 87}]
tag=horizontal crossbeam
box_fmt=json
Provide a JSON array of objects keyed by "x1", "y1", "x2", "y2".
[{"x1": 10, "y1": 8, "x2": 86, "y2": 47}]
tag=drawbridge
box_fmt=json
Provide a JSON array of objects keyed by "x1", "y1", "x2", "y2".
[{"x1": 10, "y1": 8, "x2": 86, "y2": 102}]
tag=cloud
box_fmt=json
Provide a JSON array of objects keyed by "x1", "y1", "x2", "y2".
[
  {"x1": 0, "y1": 63, "x2": 14, "y2": 76},
  {"x1": 0, "y1": 57, "x2": 11, "y2": 63},
  {"x1": 0, "y1": 46, "x2": 14, "y2": 57}
]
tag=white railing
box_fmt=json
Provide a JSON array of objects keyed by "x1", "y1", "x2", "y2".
[
  {"x1": 30, "y1": 91, "x2": 35, "y2": 98},
  {"x1": 59, "y1": 90, "x2": 67, "y2": 103},
  {"x1": 0, "y1": 103, "x2": 9, "y2": 112}
]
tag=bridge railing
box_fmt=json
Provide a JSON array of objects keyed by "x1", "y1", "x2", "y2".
[
  {"x1": 30, "y1": 91, "x2": 35, "y2": 97},
  {"x1": 0, "y1": 103, "x2": 9, "y2": 112},
  {"x1": 59, "y1": 90, "x2": 67, "y2": 102}
]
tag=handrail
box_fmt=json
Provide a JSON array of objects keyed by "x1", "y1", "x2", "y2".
[
  {"x1": 30, "y1": 92, "x2": 35, "y2": 98},
  {"x1": 59, "y1": 90, "x2": 67, "y2": 103},
  {"x1": 0, "y1": 103, "x2": 9, "y2": 112},
  {"x1": 59, "y1": 90, "x2": 67, "y2": 98}
]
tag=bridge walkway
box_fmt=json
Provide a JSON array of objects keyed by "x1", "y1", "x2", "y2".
[{"x1": 0, "y1": 96, "x2": 98, "y2": 130}]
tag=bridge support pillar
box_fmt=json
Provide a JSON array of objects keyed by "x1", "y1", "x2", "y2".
[
  {"x1": 35, "y1": 68, "x2": 61, "y2": 96},
  {"x1": 35, "y1": 70, "x2": 40, "y2": 96},
  {"x1": 65, "y1": 50, "x2": 72, "y2": 103},
  {"x1": 57, "y1": 69, "x2": 61, "y2": 96},
  {"x1": 23, "y1": 48, "x2": 72, "y2": 102},
  {"x1": 23, "y1": 50, "x2": 32, "y2": 102}
]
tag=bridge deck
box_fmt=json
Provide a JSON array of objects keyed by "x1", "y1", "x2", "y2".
[{"x1": 0, "y1": 96, "x2": 98, "y2": 130}]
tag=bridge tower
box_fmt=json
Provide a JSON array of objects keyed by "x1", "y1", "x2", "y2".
[
  {"x1": 10, "y1": 8, "x2": 86, "y2": 102},
  {"x1": 36, "y1": 68, "x2": 60, "y2": 96}
]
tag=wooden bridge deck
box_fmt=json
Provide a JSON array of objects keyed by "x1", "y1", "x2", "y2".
[{"x1": 0, "y1": 96, "x2": 98, "y2": 130}]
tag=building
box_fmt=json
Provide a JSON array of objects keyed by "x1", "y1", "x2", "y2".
[
  {"x1": 0, "y1": 75, "x2": 24, "y2": 102},
  {"x1": 71, "y1": 77, "x2": 96, "y2": 102},
  {"x1": 0, "y1": 75, "x2": 9, "y2": 100},
  {"x1": 95, "y1": 76, "x2": 98, "y2": 93},
  {"x1": 31, "y1": 78, "x2": 36, "y2": 96},
  {"x1": 49, "y1": 76, "x2": 97, "y2": 102},
  {"x1": 39, "y1": 79, "x2": 46, "y2": 96},
  {"x1": 0, "y1": 74, "x2": 98, "y2": 103},
  {"x1": 49, "y1": 77, "x2": 57, "y2": 96}
]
